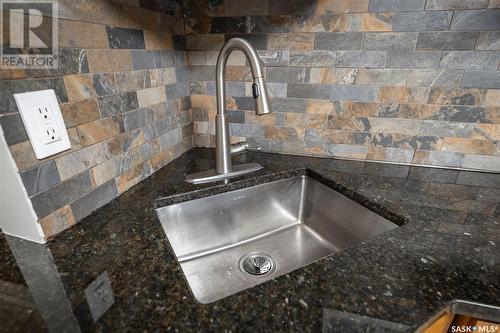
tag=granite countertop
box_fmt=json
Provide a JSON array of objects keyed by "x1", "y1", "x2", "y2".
[{"x1": 1, "y1": 148, "x2": 499, "y2": 332}]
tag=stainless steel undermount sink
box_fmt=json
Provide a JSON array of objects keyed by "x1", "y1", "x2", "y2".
[{"x1": 155, "y1": 175, "x2": 399, "y2": 304}]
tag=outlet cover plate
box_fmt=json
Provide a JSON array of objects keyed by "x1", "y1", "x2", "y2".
[
  {"x1": 14, "y1": 89, "x2": 70, "y2": 159},
  {"x1": 84, "y1": 271, "x2": 115, "y2": 322}
]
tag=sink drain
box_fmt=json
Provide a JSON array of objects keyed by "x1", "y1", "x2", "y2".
[{"x1": 239, "y1": 253, "x2": 276, "y2": 276}]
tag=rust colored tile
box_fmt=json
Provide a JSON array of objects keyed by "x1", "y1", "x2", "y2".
[
  {"x1": 307, "y1": 100, "x2": 335, "y2": 114},
  {"x1": 149, "y1": 147, "x2": 175, "y2": 172},
  {"x1": 77, "y1": 117, "x2": 123, "y2": 146},
  {"x1": 191, "y1": 95, "x2": 216, "y2": 108},
  {"x1": 246, "y1": 112, "x2": 277, "y2": 126},
  {"x1": 268, "y1": 33, "x2": 314, "y2": 50},
  {"x1": 328, "y1": 116, "x2": 372, "y2": 131},
  {"x1": 442, "y1": 137, "x2": 497, "y2": 154},
  {"x1": 143, "y1": 31, "x2": 173, "y2": 50},
  {"x1": 38, "y1": 205, "x2": 75, "y2": 239},
  {"x1": 341, "y1": 13, "x2": 392, "y2": 32},
  {"x1": 225, "y1": 66, "x2": 253, "y2": 81},
  {"x1": 316, "y1": 0, "x2": 369, "y2": 14},
  {"x1": 116, "y1": 162, "x2": 148, "y2": 193},
  {"x1": 342, "y1": 102, "x2": 379, "y2": 117},
  {"x1": 472, "y1": 124, "x2": 500, "y2": 140},
  {"x1": 61, "y1": 99, "x2": 100, "y2": 127},
  {"x1": 0, "y1": 69, "x2": 26, "y2": 79},
  {"x1": 428, "y1": 88, "x2": 487, "y2": 106}
]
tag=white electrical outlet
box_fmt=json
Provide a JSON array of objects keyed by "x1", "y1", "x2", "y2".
[{"x1": 14, "y1": 90, "x2": 71, "y2": 159}]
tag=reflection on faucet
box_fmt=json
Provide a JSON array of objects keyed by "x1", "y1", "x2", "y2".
[{"x1": 186, "y1": 38, "x2": 272, "y2": 184}]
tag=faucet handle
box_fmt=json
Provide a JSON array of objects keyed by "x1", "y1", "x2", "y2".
[{"x1": 230, "y1": 141, "x2": 261, "y2": 155}]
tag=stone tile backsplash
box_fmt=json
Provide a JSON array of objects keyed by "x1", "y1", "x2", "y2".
[
  {"x1": 1, "y1": 0, "x2": 499, "y2": 239},
  {"x1": 185, "y1": 0, "x2": 500, "y2": 172},
  {"x1": 0, "y1": 0, "x2": 192, "y2": 238}
]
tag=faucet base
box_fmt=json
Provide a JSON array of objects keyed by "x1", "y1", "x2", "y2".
[{"x1": 185, "y1": 163, "x2": 262, "y2": 184}]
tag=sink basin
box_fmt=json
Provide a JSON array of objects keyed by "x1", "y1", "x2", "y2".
[{"x1": 155, "y1": 175, "x2": 398, "y2": 303}]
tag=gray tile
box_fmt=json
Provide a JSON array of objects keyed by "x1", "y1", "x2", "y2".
[
  {"x1": 288, "y1": 84, "x2": 378, "y2": 102},
  {"x1": 0, "y1": 113, "x2": 28, "y2": 145},
  {"x1": 420, "y1": 120, "x2": 474, "y2": 137},
  {"x1": 93, "y1": 73, "x2": 117, "y2": 96},
  {"x1": 98, "y1": 92, "x2": 139, "y2": 117},
  {"x1": 266, "y1": 67, "x2": 310, "y2": 83},
  {"x1": 290, "y1": 50, "x2": 336, "y2": 66},
  {"x1": 106, "y1": 26, "x2": 145, "y2": 49},
  {"x1": 131, "y1": 50, "x2": 161, "y2": 70},
  {"x1": 456, "y1": 171, "x2": 500, "y2": 189},
  {"x1": 271, "y1": 97, "x2": 307, "y2": 113},
  {"x1": 257, "y1": 50, "x2": 289, "y2": 66},
  {"x1": 27, "y1": 48, "x2": 89, "y2": 77},
  {"x1": 70, "y1": 179, "x2": 118, "y2": 221},
  {"x1": 31, "y1": 170, "x2": 93, "y2": 219},
  {"x1": 336, "y1": 51, "x2": 386, "y2": 68},
  {"x1": 408, "y1": 167, "x2": 459, "y2": 183},
  {"x1": 426, "y1": 0, "x2": 488, "y2": 10},
  {"x1": 451, "y1": 10, "x2": 500, "y2": 31},
  {"x1": 386, "y1": 51, "x2": 442, "y2": 69},
  {"x1": 229, "y1": 123, "x2": 265, "y2": 138},
  {"x1": 461, "y1": 71, "x2": 500, "y2": 89},
  {"x1": 20, "y1": 161, "x2": 61, "y2": 197},
  {"x1": 0, "y1": 78, "x2": 68, "y2": 115},
  {"x1": 224, "y1": 0, "x2": 269, "y2": 15},
  {"x1": 249, "y1": 16, "x2": 291, "y2": 33},
  {"x1": 314, "y1": 33, "x2": 363, "y2": 50},
  {"x1": 393, "y1": 11, "x2": 453, "y2": 32},
  {"x1": 475, "y1": 32, "x2": 500, "y2": 50},
  {"x1": 462, "y1": 155, "x2": 500, "y2": 172},
  {"x1": 416, "y1": 32, "x2": 479, "y2": 51},
  {"x1": 439, "y1": 51, "x2": 500, "y2": 70},
  {"x1": 363, "y1": 33, "x2": 417, "y2": 51},
  {"x1": 123, "y1": 107, "x2": 156, "y2": 131},
  {"x1": 369, "y1": 0, "x2": 425, "y2": 12}
]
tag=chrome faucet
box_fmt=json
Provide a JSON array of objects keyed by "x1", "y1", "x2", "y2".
[{"x1": 186, "y1": 38, "x2": 272, "y2": 184}]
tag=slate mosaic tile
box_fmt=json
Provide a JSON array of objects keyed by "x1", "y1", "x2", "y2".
[
  {"x1": 416, "y1": 32, "x2": 478, "y2": 51},
  {"x1": 60, "y1": 99, "x2": 100, "y2": 128},
  {"x1": 426, "y1": 0, "x2": 488, "y2": 10},
  {"x1": 341, "y1": 13, "x2": 393, "y2": 32},
  {"x1": 63, "y1": 74, "x2": 96, "y2": 101},
  {"x1": 93, "y1": 73, "x2": 117, "y2": 96},
  {"x1": 392, "y1": 11, "x2": 452, "y2": 32},
  {"x1": 292, "y1": 15, "x2": 341, "y2": 33},
  {"x1": 290, "y1": 50, "x2": 336, "y2": 66},
  {"x1": 20, "y1": 161, "x2": 61, "y2": 197},
  {"x1": 27, "y1": 48, "x2": 90, "y2": 77},
  {"x1": 461, "y1": 71, "x2": 500, "y2": 89},
  {"x1": 0, "y1": 78, "x2": 68, "y2": 115},
  {"x1": 450, "y1": 9, "x2": 500, "y2": 31},
  {"x1": 266, "y1": 67, "x2": 311, "y2": 83},
  {"x1": 98, "y1": 92, "x2": 139, "y2": 117},
  {"x1": 336, "y1": 51, "x2": 385, "y2": 68},
  {"x1": 427, "y1": 88, "x2": 486, "y2": 106},
  {"x1": 315, "y1": 32, "x2": 364, "y2": 50},
  {"x1": 70, "y1": 179, "x2": 118, "y2": 221},
  {"x1": 250, "y1": 16, "x2": 292, "y2": 33},
  {"x1": 386, "y1": 51, "x2": 442, "y2": 69},
  {"x1": 475, "y1": 31, "x2": 500, "y2": 50},
  {"x1": 0, "y1": 114, "x2": 28, "y2": 146},
  {"x1": 30, "y1": 170, "x2": 93, "y2": 219},
  {"x1": 106, "y1": 26, "x2": 145, "y2": 49},
  {"x1": 288, "y1": 84, "x2": 378, "y2": 101},
  {"x1": 362, "y1": 32, "x2": 417, "y2": 51},
  {"x1": 420, "y1": 120, "x2": 474, "y2": 138},
  {"x1": 77, "y1": 116, "x2": 124, "y2": 146},
  {"x1": 462, "y1": 154, "x2": 500, "y2": 172},
  {"x1": 316, "y1": 0, "x2": 369, "y2": 14},
  {"x1": 369, "y1": 0, "x2": 425, "y2": 12},
  {"x1": 86, "y1": 49, "x2": 132, "y2": 73},
  {"x1": 412, "y1": 150, "x2": 464, "y2": 167},
  {"x1": 327, "y1": 116, "x2": 372, "y2": 131},
  {"x1": 392, "y1": 135, "x2": 443, "y2": 151},
  {"x1": 269, "y1": 0, "x2": 315, "y2": 15},
  {"x1": 440, "y1": 51, "x2": 500, "y2": 70}
]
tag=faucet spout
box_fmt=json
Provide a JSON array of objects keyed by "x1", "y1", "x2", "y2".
[{"x1": 185, "y1": 38, "x2": 272, "y2": 184}]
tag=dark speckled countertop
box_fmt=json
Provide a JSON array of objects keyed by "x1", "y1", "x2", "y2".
[{"x1": 1, "y1": 148, "x2": 499, "y2": 332}]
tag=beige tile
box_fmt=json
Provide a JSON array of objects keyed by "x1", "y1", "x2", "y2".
[
  {"x1": 63, "y1": 74, "x2": 96, "y2": 101},
  {"x1": 484, "y1": 90, "x2": 500, "y2": 107},
  {"x1": 136, "y1": 86, "x2": 166, "y2": 107},
  {"x1": 268, "y1": 33, "x2": 314, "y2": 50},
  {"x1": 191, "y1": 95, "x2": 216, "y2": 108},
  {"x1": 371, "y1": 118, "x2": 422, "y2": 135},
  {"x1": 87, "y1": 49, "x2": 132, "y2": 73},
  {"x1": 90, "y1": 155, "x2": 122, "y2": 187},
  {"x1": 55, "y1": 142, "x2": 111, "y2": 180},
  {"x1": 307, "y1": 100, "x2": 335, "y2": 114},
  {"x1": 59, "y1": 19, "x2": 108, "y2": 48},
  {"x1": 341, "y1": 13, "x2": 392, "y2": 32}
]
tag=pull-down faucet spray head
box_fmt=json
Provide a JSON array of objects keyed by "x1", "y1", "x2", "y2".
[{"x1": 252, "y1": 75, "x2": 272, "y2": 115}]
